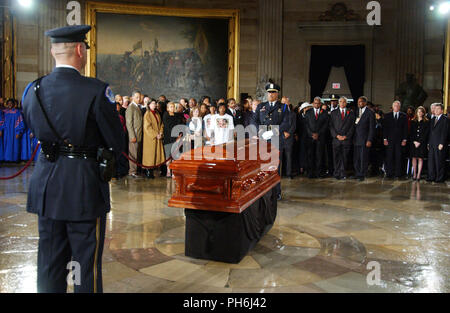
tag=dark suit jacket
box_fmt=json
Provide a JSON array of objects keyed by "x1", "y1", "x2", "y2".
[
  {"x1": 226, "y1": 108, "x2": 244, "y2": 126},
  {"x1": 304, "y1": 107, "x2": 329, "y2": 141},
  {"x1": 382, "y1": 112, "x2": 408, "y2": 144},
  {"x1": 22, "y1": 67, "x2": 124, "y2": 221},
  {"x1": 284, "y1": 110, "x2": 297, "y2": 146},
  {"x1": 329, "y1": 108, "x2": 356, "y2": 146},
  {"x1": 354, "y1": 107, "x2": 375, "y2": 146},
  {"x1": 429, "y1": 115, "x2": 449, "y2": 148}
]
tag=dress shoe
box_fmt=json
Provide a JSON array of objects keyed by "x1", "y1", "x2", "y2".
[
  {"x1": 277, "y1": 194, "x2": 282, "y2": 201},
  {"x1": 145, "y1": 170, "x2": 155, "y2": 179},
  {"x1": 358, "y1": 177, "x2": 365, "y2": 182}
]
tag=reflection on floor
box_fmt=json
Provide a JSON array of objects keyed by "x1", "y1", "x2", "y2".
[{"x1": 0, "y1": 164, "x2": 449, "y2": 293}]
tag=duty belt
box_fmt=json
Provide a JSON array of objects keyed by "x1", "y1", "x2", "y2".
[{"x1": 59, "y1": 145, "x2": 98, "y2": 160}]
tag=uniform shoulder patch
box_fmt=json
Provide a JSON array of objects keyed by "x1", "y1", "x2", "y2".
[{"x1": 105, "y1": 86, "x2": 115, "y2": 104}]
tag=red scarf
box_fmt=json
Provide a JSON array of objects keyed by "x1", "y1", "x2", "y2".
[{"x1": 150, "y1": 109, "x2": 160, "y2": 126}]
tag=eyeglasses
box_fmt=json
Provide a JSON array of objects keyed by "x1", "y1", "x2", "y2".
[{"x1": 268, "y1": 91, "x2": 278, "y2": 94}]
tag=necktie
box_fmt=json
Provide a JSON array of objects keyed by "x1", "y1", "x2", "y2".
[
  {"x1": 435, "y1": 116, "x2": 439, "y2": 126},
  {"x1": 341, "y1": 110, "x2": 345, "y2": 121},
  {"x1": 395, "y1": 113, "x2": 398, "y2": 120},
  {"x1": 315, "y1": 109, "x2": 318, "y2": 120},
  {"x1": 359, "y1": 108, "x2": 362, "y2": 118}
]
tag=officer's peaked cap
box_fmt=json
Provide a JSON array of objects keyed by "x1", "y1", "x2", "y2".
[
  {"x1": 265, "y1": 83, "x2": 280, "y2": 92},
  {"x1": 45, "y1": 25, "x2": 91, "y2": 46}
]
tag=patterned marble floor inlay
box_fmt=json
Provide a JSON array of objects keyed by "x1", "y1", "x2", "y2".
[{"x1": 0, "y1": 164, "x2": 449, "y2": 292}]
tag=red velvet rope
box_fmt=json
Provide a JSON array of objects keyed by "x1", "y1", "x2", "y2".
[
  {"x1": 121, "y1": 151, "x2": 173, "y2": 169},
  {"x1": 0, "y1": 140, "x2": 180, "y2": 180},
  {"x1": 0, "y1": 143, "x2": 40, "y2": 180}
]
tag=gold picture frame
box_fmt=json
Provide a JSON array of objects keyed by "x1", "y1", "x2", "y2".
[
  {"x1": 85, "y1": 1, "x2": 240, "y2": 100},
  {"x1": 2, "y1": 7, "x2": 16, "y2": 100},
  {"x1": 444, "y1": 19, "x2": 450, "y2": 114}
]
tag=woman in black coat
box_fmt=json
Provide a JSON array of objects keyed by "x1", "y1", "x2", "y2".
[
  {"x1": 163, "y1": 102, "x2": 183, "y2": 178},
  {"x1": 409, "y1": 106, "x2": 430, "y2": 181}
]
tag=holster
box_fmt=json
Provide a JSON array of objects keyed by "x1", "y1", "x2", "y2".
[{"x1": 97, "y1": 147, "x2": 116, "y2": 183}]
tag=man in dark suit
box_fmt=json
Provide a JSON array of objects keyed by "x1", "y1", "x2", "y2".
[
  {"x1": 329, "y1": 97, "x2": 356, "y2": 179},
  {"x1": 427, "y1": 103, "x2": 448, "y2": 183},
  {"x1": 382, "y1": 101, "x2": 408, "y2": 178},
  {"x1": 226, "y1": 98, "x2": 244, "y2": 127},
  {"x1": 304, "y1": 97, "x2": 329, "y2": 178},
  {"x1": 325, "y1": 94, "x2": 340, "y2": 176},
  {"x1": 21, "y1": 25, "x2": 124, "y2": 293},
  {"x1": 253, "y1": 83, "x2": 291, "y2": 200},
  {"x1": 353, "y1": 96, "x2": 375, "y2": 181},
  {"x1": 281, "y1": 102, "x2": 297, "y2": 179}
]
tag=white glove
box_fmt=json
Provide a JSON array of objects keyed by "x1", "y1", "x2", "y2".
[{"x1": 262, "y1": 130, "x2": 274, "y2": 140}]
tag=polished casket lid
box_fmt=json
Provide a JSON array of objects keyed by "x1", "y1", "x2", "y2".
[{"x1": 168, "y1": 139, "x2": 280, "y2": 213}]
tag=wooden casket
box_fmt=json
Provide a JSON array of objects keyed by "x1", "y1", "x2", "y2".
[{"x1": 168, "y1": 139, "x2": 280, "y2": 263}]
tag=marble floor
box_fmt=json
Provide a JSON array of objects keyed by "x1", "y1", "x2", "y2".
[{"x1": 0, "y1": 164, "x2": 449, "y2": 293}]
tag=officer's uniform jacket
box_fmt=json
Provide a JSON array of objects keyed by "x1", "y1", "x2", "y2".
[
  {"x1": 22, "y1": 67, "x2": 124, "y2": 221},
  {"x1": 253, "y1": 100, "x2": 290, "y2": 145}
]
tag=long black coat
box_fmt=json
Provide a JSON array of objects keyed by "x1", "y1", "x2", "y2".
[
  {"x1": 409, "y1": 120, "x2": 430, "y2": 158},
  {"x1": 22, "y1": 67, "x2": 124, "y2": 221}
]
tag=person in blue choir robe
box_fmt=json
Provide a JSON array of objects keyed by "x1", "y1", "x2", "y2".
[
  {"x1": 29, "y1": 131, "x2": 40, "y2": 161},
  {"x1": 2, "y1": 99, "x2": 24, "y2": 162},
  {"x1": 0, "y1": 110, "x2": 4, "y2": 162},
  {"x1": 20, "y1": 112, "x2": 33, "y2": 161}
]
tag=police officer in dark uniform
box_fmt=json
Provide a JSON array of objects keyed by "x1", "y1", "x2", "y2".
[
  {"x1": 252, "y1": 83, "x2": 290, "y2": 200},
  {"x1": 21, "y1": 25, "x2": 124, "y2": 293}
]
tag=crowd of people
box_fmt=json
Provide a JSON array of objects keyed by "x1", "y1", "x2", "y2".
[
  {"x1": 115, "y1": 91, "x2": 450, "y2": 183},
  {"x1": 0, "y1": 97, "x2": 39, "y2": 163},
  {"x1": 292, "y1": 97, "x2": 449, "y2": 183},
  {"x1": 115, "y1": 91, "x2": 243, "y2": 178},
  {"x1": 1, "y1": 91, "x2": 450, "y2": 183}
]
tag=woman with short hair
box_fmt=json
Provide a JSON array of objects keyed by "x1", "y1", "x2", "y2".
[{"x1": 163, "y1": 102, "x2": 182, "y2": 178}]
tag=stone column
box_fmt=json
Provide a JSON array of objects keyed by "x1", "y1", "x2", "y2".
[
  {"x1": 395, "y1": 0, "x2": 425, "y2": 88},
  {"x1": 256, "y1": 0, "x2": 283, "y2": 98},
  {"x1": 38, "y1": 0, "x2": 67, "y2": 76}
]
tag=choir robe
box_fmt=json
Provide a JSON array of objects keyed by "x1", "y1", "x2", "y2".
[
  {"x1": 21, "y1": 126, "x2": 31, "y2": 161},
  {"x1": 21, "y1": 128, "x2": 40, "y2": 161},
  {"x1": 0, "y1": 111, "x2": 5, "y2": 161},
  {"x1": 2, "y1": 109, "x2": 24, "y2": 162},
  {"x1": 30, "y1": 132, "x2": 40, "y2": 161}
]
